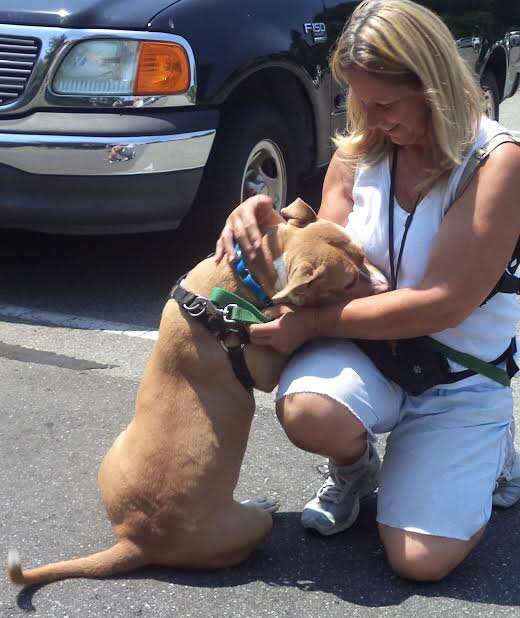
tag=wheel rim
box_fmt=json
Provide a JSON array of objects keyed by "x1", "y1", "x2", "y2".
[
  {"x1": 241, "y1": 139, "x2": 287, "y2": 211},
  {"x1": 482, "y1": 87, "x2": 496, "y2": 119}
]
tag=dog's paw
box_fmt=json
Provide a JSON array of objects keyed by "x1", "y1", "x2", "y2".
[{"x1": 241, "y1": 496, "x2": 280, "y2": 513}]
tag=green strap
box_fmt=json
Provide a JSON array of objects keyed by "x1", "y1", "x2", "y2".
[
  {"x1": 210, "y1": 289, "x2": 510, "y2": 385},
  {"x1": 209, "y1": 288, "x2": 272, "y2": 324},
  {"x1": 427, "y1": 337, "x2": 510, "y2": 386}
]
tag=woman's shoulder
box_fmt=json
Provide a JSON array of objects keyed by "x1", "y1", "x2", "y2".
[
  {"x1": 455, "y1": 116, "x2": 520, "y2": 210},
  {"x1": 475, "y1": 115, "x2": 517, "y2": 148},
  {"x1": 441, "y1": 117, "x2": 519, "y2": 211},
  {"x1": 476, "y1": 115, "x2": 520, "y2": 169},
  {"x1": 456, "y1": 116, "x2": 518, "y2": 179}
]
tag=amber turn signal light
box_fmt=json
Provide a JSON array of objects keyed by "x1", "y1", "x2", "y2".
[{"x1": 135, "y1": 42, "x2": 190, "y2": 95}]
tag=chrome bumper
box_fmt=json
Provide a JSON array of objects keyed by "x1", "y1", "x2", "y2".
[{"x1": 0, "y1": 129, "x2": 216, "y2": 176}]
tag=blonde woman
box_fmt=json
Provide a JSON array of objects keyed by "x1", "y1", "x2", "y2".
[{"x1": 215, "y1": 0, "x2": 520, "y2": 581}]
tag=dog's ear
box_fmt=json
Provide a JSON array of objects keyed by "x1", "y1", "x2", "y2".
[
  {"x1": 280, "y1": 198, "x2": 317, "y2": 227},
  {"x1": 271, "y1": 262, "x2": 325, "y2": 304}
]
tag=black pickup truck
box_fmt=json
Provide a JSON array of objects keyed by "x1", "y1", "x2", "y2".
[{"x1": 0, "y1": 1, "x2": 518, "y2": 234}]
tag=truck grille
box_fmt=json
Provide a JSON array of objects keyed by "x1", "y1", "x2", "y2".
[{"x1": 0, "y1": 35, "x2": 40, "y2": 106}]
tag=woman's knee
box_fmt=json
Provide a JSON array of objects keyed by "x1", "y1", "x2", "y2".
[
  {"x1": 275, "y1": 392, "x2": 366, "y2": 453},
  {"x1": 378, "y1": 523, "x2": 485, "y2": 582}
]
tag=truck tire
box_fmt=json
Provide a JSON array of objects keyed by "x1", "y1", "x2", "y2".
[
  {"x1": 481, "y1": 70, "x2": 500, "y2": 121},
  {"x1": 194, "y1": 104, "x2": 298, "y2": 243}
]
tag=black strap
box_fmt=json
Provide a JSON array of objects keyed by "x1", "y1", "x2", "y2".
[
  {"x1": 388, "y1": 146, "x2": 422, "y2": 290},
  {"x1": 170, "y1": 276, "x2": 199, "y2": 310},
  {"x1": 507, "y1": 338, "x2": 519, "y2": 378},
  {"x1": 170, "y1": 279, "x2": 255, "y2": 394},
  {"x1": 482, "y1": 271, "x2": 520, "y2": 305},
  {"x1": 386, "y1": 147, "x2": 518, "y2": 386},
  {"x1": 227, "y1": 345, "x2": 255, "y2": 391}
]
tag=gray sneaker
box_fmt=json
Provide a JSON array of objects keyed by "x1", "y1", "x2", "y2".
[
  {"x1": 493, "y1": 456, "x2": 520, "y2": 507},
  {"x1": 301, "y1": 443, "x2": 381, "y2": 536},
  {"x1": 493, "y1": 420, "x2": 520, "y2": 508}
]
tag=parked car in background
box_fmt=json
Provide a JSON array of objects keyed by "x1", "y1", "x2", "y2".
[{"x1": 0, "y1": 1, "x2": 518, "y2": 234}]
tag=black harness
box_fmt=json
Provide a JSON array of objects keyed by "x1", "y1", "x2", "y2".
[
  {"x1": 170, "y1": 249, "x2": 272, "y2": 393},
  {"x1": 170, "y1": 280, "x2": 256, "y2": 392}
]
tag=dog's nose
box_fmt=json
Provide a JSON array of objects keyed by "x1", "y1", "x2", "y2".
[
  {"x1": 371, "y1": 274, "x2": 389, "y2": 294},
  {"x1": 363, "y1": 262, "x2": 389, "y2": 294},
  {"x1": 371, "y1": 277, "x2": 390, "y2": 294}
]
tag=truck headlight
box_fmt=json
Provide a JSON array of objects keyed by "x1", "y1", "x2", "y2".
[{"x1": 53, "y1": 39, "x2": 190, "y2": 96}]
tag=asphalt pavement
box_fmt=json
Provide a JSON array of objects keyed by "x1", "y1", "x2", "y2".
[
  {"x1": 1, "y1": 91, "x2": 520, "y2": 617},
  {"x1": 2, "y1": 356, "x2": 520, "y2": 618}
]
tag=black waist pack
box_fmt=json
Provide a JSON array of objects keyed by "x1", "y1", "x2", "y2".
[{"x1": 354, "y1": 337, "x2": 451, "y2": 396}]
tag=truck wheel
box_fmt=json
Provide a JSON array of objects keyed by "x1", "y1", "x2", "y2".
[
  {"x1": 198, "y1": 104, "x2": 297, "y2": 238},
  {"x1": 481, "y1": 70, "x2": 500, "y2": 121}
]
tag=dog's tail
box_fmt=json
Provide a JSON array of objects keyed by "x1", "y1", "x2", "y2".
[{"x1": 7, "y1": 540, "x2": 146, "y2": 586}]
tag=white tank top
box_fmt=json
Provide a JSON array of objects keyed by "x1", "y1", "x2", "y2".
[{"x1": 346, "y1": 116, "x2": 520, "y2": 378}]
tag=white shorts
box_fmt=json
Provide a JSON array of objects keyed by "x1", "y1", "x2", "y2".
[{"x1": 277, "y1": 339, "x2": 515, "y2": 541}]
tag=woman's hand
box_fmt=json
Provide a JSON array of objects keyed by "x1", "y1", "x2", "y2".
[
  {"x1": 249, "y1": 305, "x2": 318, "y2": 355},
  {"x1": 214, "y1": 194, "x2": 282, "y2": 263}
]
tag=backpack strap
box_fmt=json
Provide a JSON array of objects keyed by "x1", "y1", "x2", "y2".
[
  {"x1": 452, "y1": 132, "x2": 520, "y2": 204},
  {"x1": 450, "y1": 132, "x2": 520, "y2": 305}
]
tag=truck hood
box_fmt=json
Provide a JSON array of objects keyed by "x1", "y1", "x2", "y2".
[{"x1": 0, "y1": 1, "x2": 178, "y2": 30}]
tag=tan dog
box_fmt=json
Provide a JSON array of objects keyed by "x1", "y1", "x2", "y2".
[{"x1": 7, "y1": 199, "x2": 387, "y2": 585}]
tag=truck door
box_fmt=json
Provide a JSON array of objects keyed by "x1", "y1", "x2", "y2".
[{"x1": 321, "y1": 2, "x2": 360, "y2": 148}]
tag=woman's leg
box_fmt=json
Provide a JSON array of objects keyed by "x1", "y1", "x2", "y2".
[
  {"x1": 275, "y1": 339, "x2": 403, "y2": 463},
  {"x1": 275, "y1": 339, "x2": 403, "y2": 536},
  {"x1": 379, "y1": 523, "x2": 486, "y2": 582},
  {"x1": 376, "y1": 380, "x2": 513, "y2": 580},
  {"x1": 276, "y1": 393, "x2": 367, "y2": 465},
  {"x1": 276, "y1": 392, "x2": 384, "y2": 536}
]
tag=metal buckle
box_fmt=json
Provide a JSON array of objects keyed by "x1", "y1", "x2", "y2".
[
  {"x1": 219, "y1": 338, "x2": 246, "y2": 353},
  {"x1": 222, "y1": 304, "x2": 238, "y2": 323},
  {"x1": 182, "y1": 298, "x2": 207, "y2": 317}
]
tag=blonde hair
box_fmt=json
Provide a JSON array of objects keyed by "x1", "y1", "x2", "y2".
[{"x1": 332, "y1": 0, "x2": 482, "y2": 190}]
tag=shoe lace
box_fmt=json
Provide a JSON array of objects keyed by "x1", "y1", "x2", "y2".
[
  {"x1": 316, "y1": 462, "x2": 329, "y2": 477},
  {"x1": 316, "y1": 471, "x2": 350, "y2": 505}
]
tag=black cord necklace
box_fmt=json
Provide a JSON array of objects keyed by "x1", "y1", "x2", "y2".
[{"x1": 388, "y1": 146, "x2": 422, "y2": 291}]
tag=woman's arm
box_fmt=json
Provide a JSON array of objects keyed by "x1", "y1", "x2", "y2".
[
  {"x1": 318, "y1": 150, "x2": 356, "y2": 225},
  {"x1": 317, "y1": 142, "x2": 520, "y2": 340},
  {"x1": 250, "y1": 143, "x2": 520, "y2": 352}
]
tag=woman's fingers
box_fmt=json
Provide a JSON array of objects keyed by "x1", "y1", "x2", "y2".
[
  {"x1": 214, "y1": 236, "x2": 224, "y2": 263},
  {"x1": 214, "y1": 194, "x2": 276, "y2": 263},
  {"x1": 233, "y1": 195, "x2": 273, "y2": 259},
  {"x1": 249, "y1": 306, "x2": 290, "y2": 346},
  {"x1": 249, "y1": 306, "x2": 316, "y2": 355},
  {"x1": 249, "y1": 319, "x2": 280, "y2": 343},
  {"x1": 214, "y1": 223, "x2": 235, "y2": 263},
  {"x1": 262, "y1": 305, "x2": 285, "y2": 320},
  {"x1": 239, "y1": 209, "x2": 263, "y2": 258},
  {"x1": 228, "y1": 211, "x2": 250, "y2": 259}
]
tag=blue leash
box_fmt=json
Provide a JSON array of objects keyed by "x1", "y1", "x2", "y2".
[{"x1": 233, "y1": 243, "x2": 273, "y2": 307}]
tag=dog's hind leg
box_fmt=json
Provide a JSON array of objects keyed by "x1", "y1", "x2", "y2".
[
  {"x1": 206, "y1": 501, "x2": 274, "y2": 569},
  {"x1": 173, "y1": 500, "x2": 273, "y2": 570}
]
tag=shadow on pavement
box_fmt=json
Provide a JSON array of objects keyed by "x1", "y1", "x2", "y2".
[
  {"x1": 0, "y1": 172, "x2": 326, "y2": 329},
  {"x1": 16, "y1": 499, "x2": 520, "y2": 612},
  {"x1": 148, "y1": 503, "x2": 520, "y2": 608}
]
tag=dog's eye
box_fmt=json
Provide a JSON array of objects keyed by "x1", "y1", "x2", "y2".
[{"x1": 344, "y1": 276, "x2": 357, "y2": 291}]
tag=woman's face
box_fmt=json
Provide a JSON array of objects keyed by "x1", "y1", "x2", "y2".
[{"x1": 345, "y1": 67, "x2": 430, "y2": 147}]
